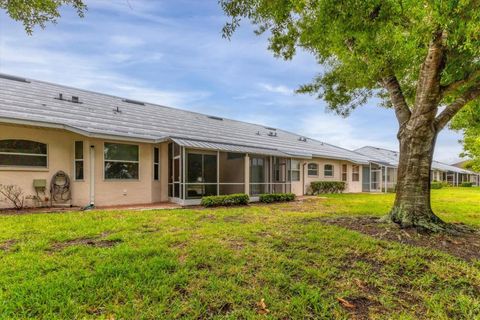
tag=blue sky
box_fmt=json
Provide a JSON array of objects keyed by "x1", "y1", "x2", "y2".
[{"x1": 0, "y1": 0, "x2": 463, "y2": 163}]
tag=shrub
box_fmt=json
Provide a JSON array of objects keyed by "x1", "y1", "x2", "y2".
[
  {"x1": 431, "y1": 181, "x2": 443, "y2": 189},
  {"x1": 0, "y1": 184, "x2": 26, "y2": 209},
  {"x1": 201, "y1": 193, "x2": 249, "y2": 207},
  {"x1": 461, "y1": 182, "x2": 473, "y2": 187},
  {"x1": 310, "y1": 181, "x2": 346, "y2": 194},
  {"x1": 259, "y1": 193, "x2": 295, "y2": 203}
]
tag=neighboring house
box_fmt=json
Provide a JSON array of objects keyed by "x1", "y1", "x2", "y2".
[
  {"x1": 451, "y1": 160, "x2": 474, "y2": 170},
  {"x1": 0, "y1": 74, "x2": 371, "y2": 208},
  {"x1": 355, "y1": 146, "x2": 480, "y2": 190}
]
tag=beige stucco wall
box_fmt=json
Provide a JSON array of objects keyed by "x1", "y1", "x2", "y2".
[
  {"x1": 0, "y1": 123, "x2": 81, "y2": 208},
  {"x1": 291, "y1": 158, "x2": 363, "y2": 195},
  {"x1": 0, "y1": 123, "x2": 170, "y2": 208}
]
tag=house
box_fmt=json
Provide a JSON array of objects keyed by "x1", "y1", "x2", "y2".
[
  {"x1": 451, "y1": 160, "x2": 474, "y2": 170},
  {"x1": 0, "y1": 73, "x2": 372, "y2": 208},
  {"x1": 355, "y1": 146, "x2": 480, "y2": 190}
]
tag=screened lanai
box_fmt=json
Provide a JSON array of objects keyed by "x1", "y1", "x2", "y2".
[
  {"x1": 167, "y1": 141, "x2": 294, "y2": 204},
  {"x1": 362, "y1": 162, "x2": 397, "y2": 193}
]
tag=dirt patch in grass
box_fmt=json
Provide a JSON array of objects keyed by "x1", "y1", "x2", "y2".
[
  {"x1": 0, "y1": 239, "x2": 18, "y2": 251},
  {"x1": 321, "y1": 216, "x2": 480, "y2": 261},
  {"x1": 48, "y1": 234, "x2": 122, "y2": 251},
  {"x1": 222, "y1": 215, "x2": 251, "y2": 223},
  {"x1": 337, "y1": 296, "x2": 381, "y2": 320}
]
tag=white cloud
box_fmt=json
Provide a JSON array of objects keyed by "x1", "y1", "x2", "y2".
[
  {"x1": 299, "y1": 113, "x2": 398, "y2": 151},
  {"x1": 109, "y1": 35, "x2": 145, "y2": 48},
  {"x1": 259, "y1": 83, "x2": 293, "y2": 95}
]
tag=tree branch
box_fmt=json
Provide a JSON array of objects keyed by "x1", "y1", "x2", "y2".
[
  {"x1": 440, "y1": 69, "x2": 480, "y2": 98},
  {"x1": 435, "y1": 84, "x2": 480, "y2": 131},
  {"x1": 381, "y1": 75, "x2": 411, "y2": 127},
  {"x1": 413, "y1": 30, "x2": 447, "y2": 112}
]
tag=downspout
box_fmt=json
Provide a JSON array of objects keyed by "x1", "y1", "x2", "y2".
[
  {"x1": 302, "y1": 162, "x2": 307, "y2": 195},
  {"x1": 82, "y1": 144, "x2": 95, "y2": 210}
]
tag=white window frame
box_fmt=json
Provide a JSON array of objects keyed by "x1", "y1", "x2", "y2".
[
  {"x1": 103, "y1": 142, "x2": 140, "y2": 180},
  {"x1": 307, "y1": 163, "x2": 318, "y2": 176},
  {"x1": 290, "y1": 160, "x2": 301, "y2": 181},
  {"x1": 352, "y1": 165, "x2": 360, "y2": 182},
  {"x1": 0, "y1": 139, "x2": 48, "y2": 168},
  {"x1": 324, "y1": 164, "x2": 334, "y2": 177},
  {"x1": 74, "y1": 140, "x2": 84, "y2": 181},
  {"x1": 341, "y1": 164, "x2": 347, "y2": 182}
]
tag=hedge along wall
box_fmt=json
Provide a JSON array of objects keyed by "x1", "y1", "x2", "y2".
[
  {"x1": 310, "y1": 181, "x2": 346, "y2": 194},
  {"x1": 200, "y1": 193, "x2": 249, "y2": 207}
]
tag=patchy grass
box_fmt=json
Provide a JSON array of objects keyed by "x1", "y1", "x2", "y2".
[{"x1": 0, "y1": 188, "x2": 479, "y2": 319}]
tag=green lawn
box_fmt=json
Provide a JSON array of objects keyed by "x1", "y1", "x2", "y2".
[{"x1": 0, "y1": 188, "x2": 479, "y2": 319}]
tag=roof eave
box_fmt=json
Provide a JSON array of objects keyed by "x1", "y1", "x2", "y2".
[{"x1": 0, "y1": 116, "x2": 169, "y2": 144}]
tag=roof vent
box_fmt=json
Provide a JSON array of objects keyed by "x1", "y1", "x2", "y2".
[
  {"x1": 298, "y1": 137, "x2": 307, "y2": 142},
  {"x1": 256, "y1": 131, "x2": 261, "y2": 136},
  {"x1": 113, "y1": 106, "x2": 122, "y2": 114},
  {"x1": 268, "y1": 131, "x2": 277, "y2": 137},
  {"x1": 264, "y1": 126, "x2": 276, "y2": 131},
  {"x1": 122, "y1": 98, "x2": 145, "y2": 106},
  {"x1": 0, "y1": 74, "x2": 30, "y2": 83},
  {"x1": 208, "y1": 115, "x2": 223, "y2": 121},
  {"x1": 55, "y1": 93, "x2": 82, "y2": 103}
]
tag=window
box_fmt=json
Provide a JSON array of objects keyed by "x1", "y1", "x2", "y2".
[
  {"x1": 0, "y1": 140, "x2": 47, "y2": 167},
  {"x1": 104, "y1": 143, "x2": 139, "y2": 179},
  {"x1": 74, "y1": 141, "x2": 84, "y2": 180},
  {"x1": 153, "y1": 147, "x2": 160, "y2": 181},
  {"x1": 324, "y1": 164, "x2": 334, "y2": 177},
  {"x1": 342, "y1": 164, "x2": 347, "y2": 182},
  {"x1": 307, "y1": 163, "x2": 318, "y2": 176},
  {"x1": 352, "y1": 165, "x2": 360, "y2": 182},
  {"x1": 290, "y1": 160, "x2": 301, "y2": 181}
]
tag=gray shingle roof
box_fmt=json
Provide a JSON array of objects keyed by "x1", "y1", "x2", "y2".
[
  {"x1": 0, "y1": 73, "x2": 371, "y2": 164},
  {"x1": 355, "y1": 146, "x2": 477, "y2": 174}
]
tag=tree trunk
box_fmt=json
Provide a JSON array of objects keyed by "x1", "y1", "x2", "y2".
[{"x1": 388, "y1": 118, "x2": 447, "y2": 232}]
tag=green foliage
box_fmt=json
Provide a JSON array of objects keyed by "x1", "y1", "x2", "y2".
[
  {"x1": 220, "y1": 0, "x2": 480, "y2": 115},
  {"x1": 259, "y1": 193, "x2": 295, "y2": 203},
  {"x1": 310, "y1": 181, "x2": 346, "y2": 194},
  {"x1": 451, "y1": 103, "x2": 480, "y2": 172},
  {"x1": 0, "y1": 0, "x2": 86, "y2": 34},
  {"x1": 461, "y1": 182, "x2": 473, "y2": 187},
  {"x1": 200, "y1": 193, "x2": 249, "y2": 207},
  {"x1": 431, "y1": 181, "x2": 443, "y2": 189}
]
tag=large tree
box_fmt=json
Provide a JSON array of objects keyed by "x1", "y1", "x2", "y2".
[
  {"x1": 451, "y1": 103, "x2": 480, "y2": 172},
  {"x1": 0, "y1": 0, "x2": 86, "y2": 34},
  {"x1": 220, "y1": 0, "x2": 480, "y2": 231}
]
